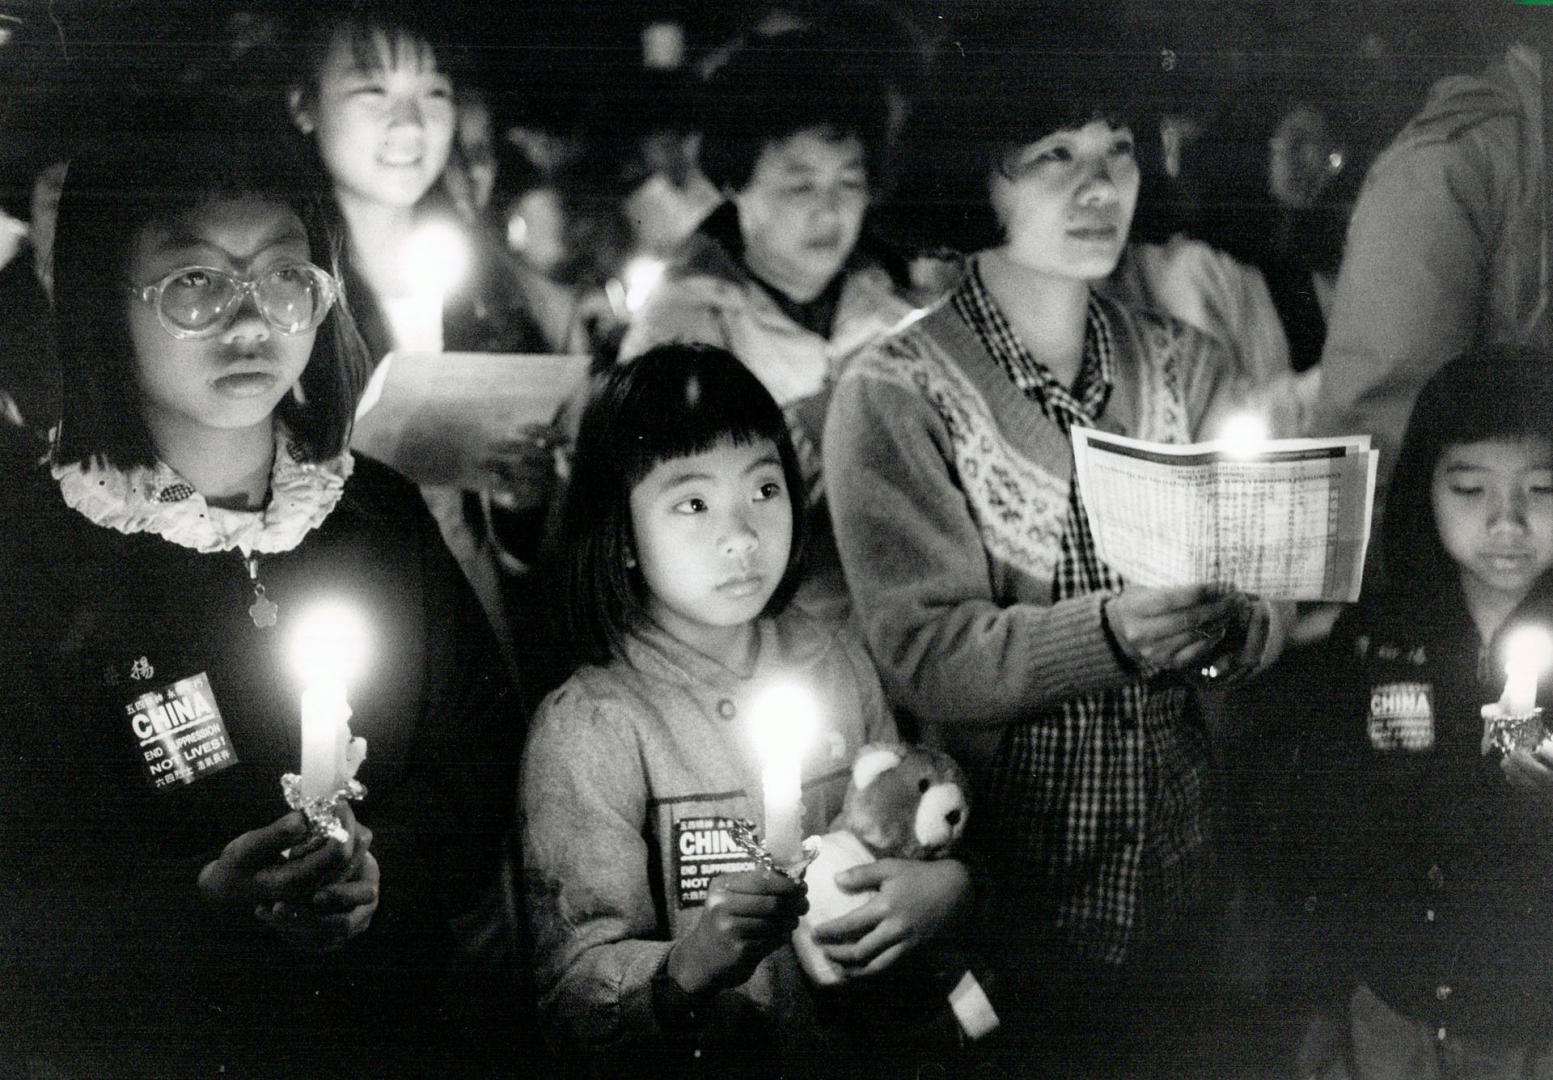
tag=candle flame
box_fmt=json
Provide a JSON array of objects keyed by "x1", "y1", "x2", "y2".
[
  {"x1": 621, "y1": 256, "x2": 667, "y2": 315},
  {"x1": 402, "y1": 220, "x2": 471, "y2": 299},
  {"x1": 1504, "y1": 625, "x2": 1553, "y2": 680},
  {"x1": 748, "y1": 680, "x2": 820, "y2": 762},
  {"x1": 289, "y1": 601, "x2": 371, "y2": 688},
  {"x1": 1217, "y1": 412, "x2": 1270, "y2": 460}
]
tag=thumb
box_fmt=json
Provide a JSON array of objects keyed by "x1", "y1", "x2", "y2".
[
  {"x1": 227, "y1": 812, "x2": 310, "y2": 870},
  {"x1": 834, "y1": 860, "x2": 890, "y2": 894}
]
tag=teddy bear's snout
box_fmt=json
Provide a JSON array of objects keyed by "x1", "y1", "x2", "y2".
[{"x1": 914, "y1": 782, "x2": 969, "y2": 850}]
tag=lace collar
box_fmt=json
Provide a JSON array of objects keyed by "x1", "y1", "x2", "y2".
[{"x1": 52, "y1": 431, "x2": 353, "y2": 556}]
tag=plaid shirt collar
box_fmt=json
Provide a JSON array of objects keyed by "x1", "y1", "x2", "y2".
[{"x1": 951, "y1": 256, "x2": 1115, "y2": 430}]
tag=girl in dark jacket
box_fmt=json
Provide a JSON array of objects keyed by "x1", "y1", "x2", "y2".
[
  {"x1": 0, "y1": 107, "x2": 519, "y2": 1079},
  {"x1": 1298, "y1": 345, "x2": 1553, "y2": 1077}
]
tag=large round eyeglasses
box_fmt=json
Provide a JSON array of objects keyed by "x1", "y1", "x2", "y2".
[{"x1": 129, "y1": 263, "x2": 339, "y2": 340}]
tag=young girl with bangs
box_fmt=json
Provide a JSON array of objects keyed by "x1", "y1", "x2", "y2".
[
  {"x1": 0, "y1": 112, "x2": 517, "y2": 1079},
  {"x1": 521, "y1": 343, "x2": 971, "y2": 1078}
]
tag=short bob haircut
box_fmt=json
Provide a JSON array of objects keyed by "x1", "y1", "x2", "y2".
[
  {"x1": 559, "y1": 343, "x2": 808, "y2": 668},
  {"x1": 695, "y1": 27, "x2": 892, "y2": 194},
  {"x1": 52, "y1": 102, "x2": 369, "y2": 470},
  {"x1": 895, "y1": 42, "x2": 1159, "y2": 254},
  {"x1": 1382, "y1": 344, "x2": 1553, "y2": 594}
]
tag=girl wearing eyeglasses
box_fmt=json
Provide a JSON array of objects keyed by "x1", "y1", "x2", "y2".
[{"x1": 0, "y1": 110, "x2": 520, "y2": 1079}]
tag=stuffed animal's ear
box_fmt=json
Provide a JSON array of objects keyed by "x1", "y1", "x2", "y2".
[{"x1": 851, "y1": 745, "x2": 903, "y2": 791}]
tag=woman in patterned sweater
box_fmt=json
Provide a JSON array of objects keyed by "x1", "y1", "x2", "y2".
[{"x1": 824, "y1": 54, "x2": 1284, "y2": 1078}]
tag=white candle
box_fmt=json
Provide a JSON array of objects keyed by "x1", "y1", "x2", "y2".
[
  {"x1": 749, "y1": 682, "x2": 820, "y2": 867},
  {"x1": 1501, "y1": 626, "x2": 1553, "y2": 716},
  {"x1": 1217, "y1": 411, "x2": 1271, "y2": 460},
  {"x1": 300, "y1": 683, "x2": 353, "y2": 800},
  {"x1": 289, "y1": 602, "x2": 371, "y2": 800}
]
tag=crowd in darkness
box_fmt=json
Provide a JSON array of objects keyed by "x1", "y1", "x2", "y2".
[{"x1": 0, "y1": 2, "x2": 1549, "y2": 1078}]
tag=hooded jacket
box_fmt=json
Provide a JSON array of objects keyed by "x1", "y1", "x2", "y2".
[{"x1": 1314, "y1": 46, "x2": 1548, "y2": 519}]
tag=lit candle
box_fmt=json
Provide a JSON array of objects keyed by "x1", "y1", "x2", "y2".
[
  {"x1": 1500, "y1": 625, "x2": 1553, "y2": 716},
  {"x1": 288, "y1": 602, "x2": 371, "y2": 801},
  {"x1": 1217, "y1": 411, "x2": 1270, "y2": 460},
  {"x1": 749, "y1": 682, "x2": 820, "y2": 867}
]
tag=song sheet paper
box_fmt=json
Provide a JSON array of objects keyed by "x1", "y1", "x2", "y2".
[
  {"x1": 1070, "y1": 428, "x2": 1378, "y2": 602},
  {"x1": 351, "y1": 351, "x2": 589, "y2": 489}
]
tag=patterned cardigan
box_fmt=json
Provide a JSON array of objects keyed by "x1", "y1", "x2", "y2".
[{"x1": 824, "y1": 271, "x2": 1239, "y2": 962}]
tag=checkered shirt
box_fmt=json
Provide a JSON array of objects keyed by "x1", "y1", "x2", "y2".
[{"x1": 951, "y1": 263, "x2": 1211, "y2": 964}]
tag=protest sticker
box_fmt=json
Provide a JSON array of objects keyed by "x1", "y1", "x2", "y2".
[
  {"x1": 124, "y1": 672, "x2": 238, "y2": 791},
  {"x1": 674, "y1": 816, "x2": 760, "y2": 909}
]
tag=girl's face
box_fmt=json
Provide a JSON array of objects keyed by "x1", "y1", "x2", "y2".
[
  {"x1": 295, "y1": 28, "x2": 455, "y2": 211},
  {"x1": 125, "y1": 196, "x2": 317, "y2": 449},
  {"x1": 989, "y1": 119, "x2": 1138, "y2": 281},
  {"x1": 731, "y1": 127, "x2": 869, "y2": 302},
  {"x1": 1431, "y1": 437, "x2": 1553, "y2": 613},
  {"x1": 628, "y1": 436, "x2": 794, "y2": 658}
]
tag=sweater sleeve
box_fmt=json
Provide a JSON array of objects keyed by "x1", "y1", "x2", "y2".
[
  {"x1": 824, "y1": 354, "x2": 1132, "y2": 729},
  {"x1": 1312, "y1": 133, "x2": 1495, "y2": 501},
  {"x1": 521, "y1": 682, "x2": 675, "y2": 1048}
]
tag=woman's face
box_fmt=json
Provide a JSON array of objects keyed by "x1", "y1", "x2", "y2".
[
  {"x1": 731, "y1": 127, "x2": 869, "y2": 302},
  {"x1": 124, "y1": 196, "x2": 317, "y2": 451},
  {"x1": 989, "y1": 119, "x2": 1138, "y2": 281},
  {"x1": 294, "y1": 28, "x2": 455, "y2": 212}
]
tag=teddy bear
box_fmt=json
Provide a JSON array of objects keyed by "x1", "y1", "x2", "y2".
[{"x1": 792, "y1": 742, "x2": 998, "y2": 1040}]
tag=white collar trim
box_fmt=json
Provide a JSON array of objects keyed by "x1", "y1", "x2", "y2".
[{"x1": 52, "y1": 431, "x2": 353, "y2": 556}]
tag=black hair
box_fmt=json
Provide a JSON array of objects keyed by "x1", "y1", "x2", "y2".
[
  {"x1": 892, "y1": 37, "x2": 1159, "y2": 253},
  {"x1": 52, "y1": 101, "x2": 369, "y2": 470},
  {"x1": 1383, "y1": 344, "x2": 1553, "y2": 592},
  {"x1": 283, "y1": 0, "x2": 468, "y2": 106},
  {"x1": 559, "y1": 343, "x2": 808, "y2": 668},
  {"x1": 695, "y1": 27, "x2": 892, "y2": 194}
]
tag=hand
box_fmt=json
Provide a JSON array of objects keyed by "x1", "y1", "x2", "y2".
[
  {"x1": 197, "y1": 804, "x2": 371, "y2": 911},
  {"x1": 810, "y1": 858, "x2": 972, "y2": 979},
  {"x1": 666, "y1": 869, "x2": 808, "y2": 995},
  {"x1": 1196, "y1": 595, "x2": 1272, "y2": 686},
  {"x1": 1501, "y1": 741, "x2": 1553, "y2": 802},
  {"x1": 484, "y1": 423, "x2": 561, "y2": 513},
  {"x1": 255, "y1": 850, "x2": 380, "y2": 952},
  {"x1": 1104, "y1": 584, "x2": 1246, "y2": 672}
]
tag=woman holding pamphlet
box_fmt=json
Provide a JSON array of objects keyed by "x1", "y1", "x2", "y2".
[
  {"x1": 823, "y1": 45, "x2": 1284, "y2": 1079},
  {"x1": 0, "y1": 109, "x2": 518, "y2": 1079}
]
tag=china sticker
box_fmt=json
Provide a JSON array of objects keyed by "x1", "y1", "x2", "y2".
[
  {"x1": 125, "y1": 672, "x2": 238, "y2": 790},
  {"x1": 674, "y1": 816, "x2": 760, "y2": 909},
  {"x1": 1368, "y1": 681, "x2": 1434, "y2": 751}
]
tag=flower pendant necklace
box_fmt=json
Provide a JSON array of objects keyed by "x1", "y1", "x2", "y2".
[{"x1": 246, "y1": 554, "x2": 278, "y2": 628}]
